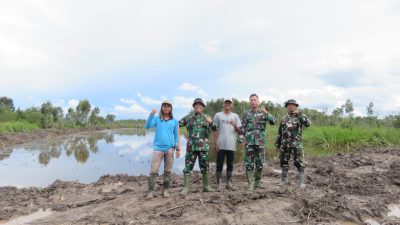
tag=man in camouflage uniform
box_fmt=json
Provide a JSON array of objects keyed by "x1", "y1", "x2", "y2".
[
  {"x1": 179, "y1": 98, "x2": 217, "y2": 195},
  {"x1": 275, "y1": 99, "x2": 311, "y2": 188},
  {"x1": 240, "y1": 94, "x2": 276, "y2": 191}
]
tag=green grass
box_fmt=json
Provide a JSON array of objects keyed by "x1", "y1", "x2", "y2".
[
  {"x1": 303, "y1": 126, "x2": 400, "y2": 148},
  {"x1": 180, "y1": 125, "x2": 400, "y2": 150},
  {"x1": 0, "y1": 121, "x2": 39, "y2": 133},
  {"x1": 0, "y1": 120, "x2": 146, "y2": 134}
]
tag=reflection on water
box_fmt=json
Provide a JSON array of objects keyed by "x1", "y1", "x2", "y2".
[
  {"x1": 0, "y1": 129, "x2": 338, "y2": 188},
  {"x1": 0, "y1": 129, "x2": 185, "y2": 187}
]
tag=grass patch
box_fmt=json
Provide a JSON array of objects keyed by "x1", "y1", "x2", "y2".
[
  {"x1": 179, "y1": 125, "x2": 400, "y2": 150},
  {"x1": 303, "y1": 126, "x2": 400, "y2": 148},
  {"x1": 0, "y1": 121, "x2": 39, "y2": 134}
]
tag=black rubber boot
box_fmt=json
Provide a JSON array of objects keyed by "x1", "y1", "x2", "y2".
[
  {"x1": 216, "y1": 171, "x2": 222, "y2": 192},
  {"x1": 226, "y1": 171, "x2": 237, "y2": 191},
  {"x1": 146, "y1": 173, "x2": 157, "y2": 200},
  {"x1": 281, "y1": 168, "x2": 289, "y2": 185},
  {"x1": 162, "y1": 172, "x2": 171, "y2": 197}
]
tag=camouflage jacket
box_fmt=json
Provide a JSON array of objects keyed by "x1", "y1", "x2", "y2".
[
  {"x1": 179, "y1": 112, "x2": 217, "y2": 151},
  {"x1": 240, "y1": 110, "x2": 276, "y2": 146},
  {"x1": 275, "y1": 112, "x2": 311, "y2": 149}
]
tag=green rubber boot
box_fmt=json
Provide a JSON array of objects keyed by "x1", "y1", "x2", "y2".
[
  {"x1": 202, "y1": 173, "x2": 214, "y2": 192},
  {"x1": 246, "y1": 170, "x2": 255, "y2": 192},
  {"x1": 255, "y1": 170, "x2": 266, "y2": 189},
  {"x1": 298, "y1": 169, "x2": 305, "y2": 188},
  {"x1": 180, "y1": 173, "x2": 191, "y2": 196}
]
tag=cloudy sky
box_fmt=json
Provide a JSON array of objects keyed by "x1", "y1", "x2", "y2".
[{"x1": 1, "y1": 0, "x2": 400, "y2": 119}]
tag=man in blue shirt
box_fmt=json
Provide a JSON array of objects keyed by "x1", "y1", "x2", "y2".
[{"x1": 145, "y1": 100, "x2": 180, "y2": 199}]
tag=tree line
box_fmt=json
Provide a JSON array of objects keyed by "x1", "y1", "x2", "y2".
[
  {"x1": 0, "y1": 96, "x2": 121, "y2": 129},
  {"x1": 2, "y1": 96, "x2": 399, "y2": 130},
  {"x1": 203, "y1": 98, "x2": 400, "y2": 128}
]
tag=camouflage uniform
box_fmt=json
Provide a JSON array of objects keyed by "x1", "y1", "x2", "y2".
[
  {"x1": 179, "y1": 113, "x2": 217, "y2": 174},
  {"x1": 275, "y1": 112, "x2": 311, "y2": 170},
  {"x1": 241, "y1": 110, "x2": 276, "y2": 171}
]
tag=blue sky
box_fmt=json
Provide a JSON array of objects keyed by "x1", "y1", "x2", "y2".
[{"x1": 1, "y1": 0, "x2": 400, "y2": 119}]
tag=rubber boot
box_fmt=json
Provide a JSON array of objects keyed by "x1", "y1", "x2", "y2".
[
  {"x1": 298, "y1": 168, "x2": 305, "y2": 188},
  {"x1": 246, "y1": 170, "x2": 255, "y2": 192},
  {"x1": 226, "y1": 171, "x2": 237, "y2": 191},
  {"x1": 202, "y1": 173, "x2": 214, "y2": 192},
  {"x1": 162, "y1": 172, "x2": 171, "y2": 198},
  {"x1": 216, "y1": 171, "x2": 222, "y2": 192},
  {"x1": 255, "y1": 170, "x2": 266, "y2": 189},
  {"x1": 281, "y1": 168, "x2": 289, "y2": 185},
  {"x1": 146, "y1": 173, "x2": 157, "y2": 200},
  {"x1": 180, "y1": 173, "x2": 191, "y2": 196}
]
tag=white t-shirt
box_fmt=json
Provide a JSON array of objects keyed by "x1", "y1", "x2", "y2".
[{"x1": 213, "y1": 112, "x2": 242, "y2": 151}]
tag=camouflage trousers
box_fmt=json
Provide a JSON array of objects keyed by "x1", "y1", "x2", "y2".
[
  {"x1": 244, "y1": 145, "x2": 265, "y2": 171},
  {"x1": 183, "y1": 151, "x2": 210, "y2": 174},
  {"x1": 150, "y1": 149, "x2": 174, "y2": 174},
  {"x1": 279, "y1": 147, "x2": 305, "y2": 171}
]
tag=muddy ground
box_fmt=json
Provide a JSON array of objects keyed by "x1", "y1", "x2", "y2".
[{"x1": 1, "y1": 147, "x2": 400, "y2": 225}]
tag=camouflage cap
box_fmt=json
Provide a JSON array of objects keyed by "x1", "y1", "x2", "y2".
[
  {"x1": 192, "y1": 98, "x2": 205, "y2": 107},
  {"x1": 284, "y1": 99, "x2": 299, "y2": 107}
]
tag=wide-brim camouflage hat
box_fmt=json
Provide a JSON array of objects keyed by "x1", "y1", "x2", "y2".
[
  {"x1": 284, "y1": 99, "x2": 299, "y2": 107},
  {"x1": 192, "y1": 98, "x2": 205, "y2": 107}
]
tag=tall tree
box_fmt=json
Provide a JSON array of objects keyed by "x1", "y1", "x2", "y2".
[
  {"x1": 89, "y1": 107, "x2": 100, "y2": 125},
  {"x1": 344, "y1": 99, "x2": 354, "y2": 117},
  {"x1": 40, "y1": 101, "x2": 54, "y2": 128},
  {"x1": 366, "y1": 102, "x2": 374, "y2": 117},
  {"x1": 52, "y1": 107, "x2": 64, "y2": 122},
  {"x1": 105, "y1": 114, "x2": 116, "y2": 124},
  {"x1": 76, "y1": 99, "x2": 91, "y2": 126},
  {"x1": 0, "y1": 96, "x2": 15, "y2": 111}
]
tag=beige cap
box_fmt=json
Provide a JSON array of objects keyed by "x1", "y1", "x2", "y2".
[
  {"x1": 162, "y1": 100, "x2": 172, "y2": 106},
  {"x1": 224, "y1": 98, "x2": 233, "y2": 103}
]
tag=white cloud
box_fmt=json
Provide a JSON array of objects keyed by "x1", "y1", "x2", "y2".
[
  {"x1": 136, "y1": 93, "x2": 162, "y2": 105},
  {"x1": 178, "y1": 82, "x2": 208, "y2": 97},
  {"x1": 172, "y1": 96, "x2": 194, "y2": 109},
  {"x1": 119, "y1": 98, "x2": 137, "y2": 105},
  {"x1": 178, "y1": 82, "x2": 198, "y2": 91},
  {"x1": 1, "y1": 0, "x2": 400, "y2": 117},
  {"x1": 202, "y1": 40, "x2": 221, "y2": 55},
  {"x1": 114, "y1": 99, "x2": 148, "y2": 115},
  {"x1": 67, "y1": 99, "x2": 79, "y2": 109},
  {"x1": 242, "y1": 17, "x2": 274, "y2": 34}
]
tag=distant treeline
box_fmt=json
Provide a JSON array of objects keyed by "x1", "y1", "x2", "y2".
[
  {"x1": 0, "y1": 96, "x2": 145, "y2": 132},
  {"x1": 204, "y1": 98, "x2": 400, "y2": 128},
  {"x1": 2, "y1": 96, "x2": 400, "y2": 133}
]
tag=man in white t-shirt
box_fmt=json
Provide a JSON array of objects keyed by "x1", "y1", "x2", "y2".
[{"x1": 213, "y1": 98, "x2": 242, "y2": 191}]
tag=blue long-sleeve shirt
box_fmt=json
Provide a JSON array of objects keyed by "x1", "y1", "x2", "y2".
[{"x1": 145, "y1": 114, "x2": 179, "y2": 152}]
